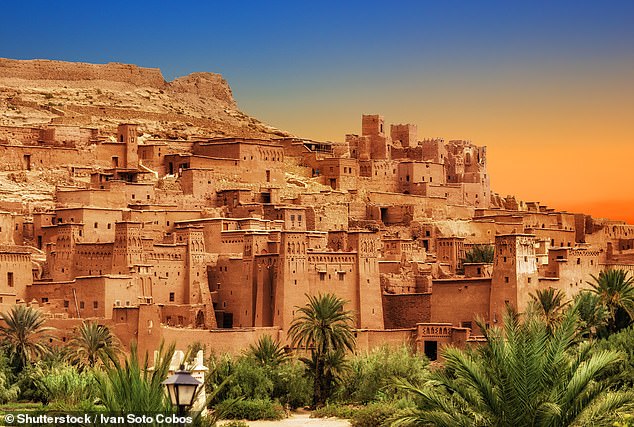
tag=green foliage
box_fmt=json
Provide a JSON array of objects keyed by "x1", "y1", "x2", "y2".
[
  {"x1": 350, "y1": 402, "x2": 406, "y2": 427},
  {"x1": 588, "y1": 269, "x2": 634, "y2": 333},
  {"x1": 530, "y1": 287, "x2": 569, "y2": 332},
  {"x1": 289, "y1": 293, "x2": 356, "y2": 406},
  {"x1": 67, "y1": 321, "x2": 120, "y2": 370},
  {"x1": 0, "y1": 305, "x2": 54, "y2": 372},
  {"x1": 342, "y1": 346, "x2": 429, "y2": 404},
  {"x1": 215, "y1": 398, "x2": 285, "y2": 421},
  {"x1": 0, "y1": 352, "x2": 18, "y2": 404},
  {"x1": 463, "y1": 244, "x2": 495, "y2": 264},
  {"x1": 593, "y1": 325, "x2": 634, "y2": 388},
  {"x1": 575, "y1": 291, "x2": 609, "y2": 338},
  {"x1": 221, "y1": 421, "x2": 249, "y2": 427},
  {"x1": 394, "y1": 307, "x2": 634, "y2": 426},
  {"x1": 207, "y1": 355, "x2": 273, "y2": 401},
  {"x1": 95, "y1": 341, "x2": 174, "y2": 414},
  {"x1": 312, "y1": 401, "x2": 412, "y2": 427},
  {"x1": 246, "y1": 335, "x2": 289, "y2": 367},
  {"x1": 35, "y1": 363, "x2": 97, "y2": 409},
  {"x1": 289, "y1": 294, "x2": 356, "y2": 355},
  {"x1": 312, "y1": 403, "x2": 359, "y2": 419},
  {"x1": 206, "y1": 354, "x2": 311, "y2": 410},
  {"x1": 614, "y1": 413, "x2": 634, "y2": 427},
  {"x1": 272, "y1": 359, "x2": 312, "y2": 408}
]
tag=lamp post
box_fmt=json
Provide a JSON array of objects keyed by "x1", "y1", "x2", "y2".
[{"x1": 162, "y1": 370, "x2": 202, "y2": 420}]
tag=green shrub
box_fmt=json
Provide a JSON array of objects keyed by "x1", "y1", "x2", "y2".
[
  {"x1": 0, "y1": 352, "x2": 18, "y2": 404},
  {"x1": 312, "y1": 403, "x2": 359, "y2": 419},
  {"x1": 215, "y1": 398, "x2": 285, "y2": 421},
  {"x1": 351, "y1": 402, "x2": 408, "y2": 427},
  {"x1": 207, "y1": 355, "x2": 274, "y2": 402},
  {"x1": 272, "y1": 360, "x2": 312, "y2": 408},
  {"x1": 36, "y1": 364, "x2": 97, "y2": 409},
  {"x1": 592, "y1": 325, "x2": 634, "y2": 387},
  {"x1": 342, "y1": 346, "x2": 428, "y2": 404},
  {"x1": 207, "y1": 354, "x2": 312, "y2": 409}
]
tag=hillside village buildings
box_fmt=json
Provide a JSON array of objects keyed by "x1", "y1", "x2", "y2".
[{"x1": 1, "y1": 115, "x2": 634, "y2": 359}]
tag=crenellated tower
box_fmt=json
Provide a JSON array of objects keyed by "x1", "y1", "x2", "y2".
[
  {"x1": 111, "y1": 221, "x2": 143, "y2": 275},
  {"x1": 275, "y1": 231, "x2": 309, "y2": 333},
  {"x1": 349, "y1": 230, "x2": 384, "y2": 329},
  {"x1": 490, "y1": 234, "x2": 538, "y2": 324}
]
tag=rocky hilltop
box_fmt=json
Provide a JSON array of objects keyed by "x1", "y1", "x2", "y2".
[{"x1": 0, "y1": 58, "x2": 289, "y2": 139}]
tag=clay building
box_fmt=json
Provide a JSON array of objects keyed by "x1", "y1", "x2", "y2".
[{"x1": 0, "y1": 114, "x2": 633, "y2": 359}]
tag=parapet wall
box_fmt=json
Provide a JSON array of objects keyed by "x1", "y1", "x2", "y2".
[{"x1": 0, "y1": 58, "x2": 166, "y2": 87}]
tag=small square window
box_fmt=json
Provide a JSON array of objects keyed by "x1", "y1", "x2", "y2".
[{"x1": 169, "y1": 292, "x2": 175, "y2": 302}]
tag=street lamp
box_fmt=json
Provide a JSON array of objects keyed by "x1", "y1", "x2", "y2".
[{"x1": 162, "y1": 370, "x2": 202, "y2": 417}]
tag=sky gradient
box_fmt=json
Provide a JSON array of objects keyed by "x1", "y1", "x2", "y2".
[{"x1": 2, "y1": 1, "x2": 633, "y2": 222}]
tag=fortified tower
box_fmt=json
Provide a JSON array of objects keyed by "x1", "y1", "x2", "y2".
[
  {"x1": 117, "y1": 123, "x2": 139, "y2": 169},
  {"x1": 349, "y1": 230, "x2": 384, "y2": 329},
  {"x1": 50, "y1": 223, "x2": 83, "y2": 281},
  {"x1": 436, "y1": 236, "x2": 466, "y2": 275},
  {"x1": 243, "y1": 232, "x2": 276, "y2": 327},
  {"x1": 111, "y1": 221, "x2": 143, "y2": 275},
  {"x1": 175, "y1": 225, "x2": 216, "y2": 328},
  {"x1": 275, "y1": 231, "x2": 309, "y2": 334},
  {"x1": 490, "y1": 234, "x2": 538, "y2": 324},
  {"x1": 362, "y1": 114, "x2": 390, "y2": 160},
  {"x1": 390, "y1": 123, "x2": 417, "y2": 148}
]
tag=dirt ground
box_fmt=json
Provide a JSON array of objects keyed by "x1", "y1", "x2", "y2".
[{"x1": 219, "y1": 413, "x2": 351, "y2": 427}]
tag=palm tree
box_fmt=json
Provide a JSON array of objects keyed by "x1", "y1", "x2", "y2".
[
  {"x1": 574, "y1": 291, "x2": 608, "y2": 338},
  {"x1": 530, "y1": 287, "x2": 569, "y2": 332},
  {"x1": 68, "y1": 321, "x2": 120, "y2": 369},
  {"x1": 588, "y1": 269, "x2": 634, "y2": 333},
  {"x1": 95, "y1": 341, "x2": 175, "y2": 414},
  {"x1": 288, "y1": 293, "x2": 356, "y2": 406},
  {"x1": 463, "y1": 244, "x2": 495, "y2": 264},
  {"x1": 393, "y1": 307, "x2": 634, "y2": 426},
  {"x1": 0, "y1": 305, "x2": 54, "y2": 371},
  {"x1": 247, "y1": 335, "x2": 288, "y2": 367}
]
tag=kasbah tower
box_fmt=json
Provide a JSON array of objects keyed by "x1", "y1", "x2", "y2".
[{"x1": 0, "y1": 58, "x2": 631, "y2": 361}]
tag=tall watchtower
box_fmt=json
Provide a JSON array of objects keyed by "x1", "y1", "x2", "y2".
[
  {"x1": 117, "y1": 123, "x2": 139, "y2": 169},
  {"x1": 51, "y1": 223, "x2": 83, "y2": 281},
  {"x1": 275, "y1": 231, "x2": 309, "y2": 333},
  {"x1": 111, "y1": 221, "x2": 143, "y2": 275},
  {"x1": 490, "y1": 234, "x2": 538, "y2": 324},
  {"x1": 362, "y1": 114, "x2": 390, "y2": 160},
  {"x1": 349, "y1": 230, "x2": 384, "y2": 329}
]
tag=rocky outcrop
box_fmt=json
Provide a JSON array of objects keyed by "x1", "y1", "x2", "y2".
[
  {"x1": 169, "y1": 72, "x2": 236, "y2": 108},
  {"x1": 0, "y1": 58, "x2": 166, "y2": 88},
  {"x1": 0, "y1": 58, "x2": 287, "y2": 139},
  {"x1": 0, "y1": 58, "x2": 237, "y2": 107}
]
